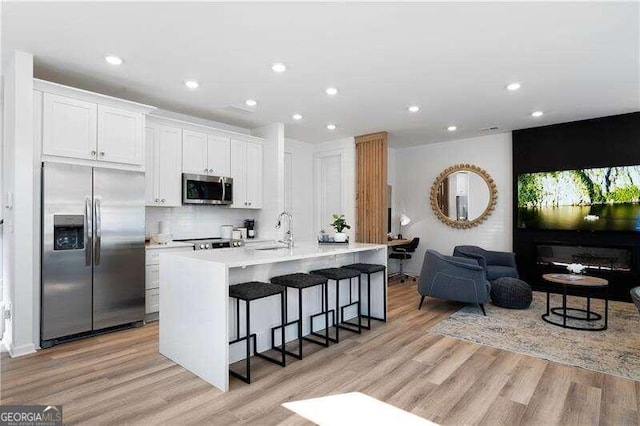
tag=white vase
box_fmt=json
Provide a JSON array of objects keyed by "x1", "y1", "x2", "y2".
[{"x1": 334, "y1": 232, "x2": 347, "y2": 242}]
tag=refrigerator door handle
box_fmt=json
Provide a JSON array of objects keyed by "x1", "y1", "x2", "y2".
[
  {"x1": 85, "y1": 197, "x2": 93, "y2": 267},
  {"x1": 94, "y1": 197, "x2": 102, "y2": 266}
]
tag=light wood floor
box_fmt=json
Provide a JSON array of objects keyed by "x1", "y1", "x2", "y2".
[{"x1": 2, "y1": 280, "x2": 639, "y2": 425}]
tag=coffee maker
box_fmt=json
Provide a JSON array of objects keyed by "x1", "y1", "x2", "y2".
[{"x1": 244, "y1": 219, "x2": 256, "y2": 239}]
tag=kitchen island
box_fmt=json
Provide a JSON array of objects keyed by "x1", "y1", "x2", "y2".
[{"x1": 159, "y1": 242, "x2": 387, "y2": 392}]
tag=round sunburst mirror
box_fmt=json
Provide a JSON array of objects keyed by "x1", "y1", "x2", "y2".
[{"x1": 429, "y1": 164, "x2": 498, "y2": 229}]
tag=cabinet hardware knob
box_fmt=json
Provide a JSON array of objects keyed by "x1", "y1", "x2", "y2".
[
  {"x1": 204, "y1": 168, "x2": 208, "y2": 172},
  {"x1": 248, "y1": 202, "x2": 252, "y2": 206},
  {"x1": 161, "y1": 199, "x2": 166, "y2": 202},
  {"x1": 155, "y1": 199, "x2": 159, "y2": 202},
  {"x1": 99, "y1": 152, "x2": 105, "y2": 157},
  {"x1": 91, "y1": 150, "x2": 96, "y2": 156},
  {"x1": 209, "y1": 169, "x2": 213, "y2": 173}
]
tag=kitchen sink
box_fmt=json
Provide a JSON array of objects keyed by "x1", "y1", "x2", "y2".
[{"x1": 252, "y1": 245, "x2": 289, "y2": 251}]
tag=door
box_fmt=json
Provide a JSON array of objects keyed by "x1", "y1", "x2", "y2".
[
  {"x1": 230, "y1": 140, "x2": 247, "y2": 208},
  {"x1": 97, "y1": 105, "x2": 144, "y2": 165},
  {"x1": 246, "y1": 142, "x2": 263, "y2": 209},
  {"x1": 145, "y1": 125, "x2": 158, "y2": 205},
  {"x1": 182, "y1": 130, "x2": 209, "y2": 174},
  {"x1": 157, "y1": 126, "x2": 182, "y2": 206},
  {"x1": 42, "y1": 93, "x2": 97, "y2": 160},
  {"x1": 93, "y1": 168, "x2": 145, "y2": 330},
  {"x1": 41, "y1": 163, "x2": 93, "y2": 341},
  {"x1": 207, "y1": 135, "x2": 231, "y2": 176}
]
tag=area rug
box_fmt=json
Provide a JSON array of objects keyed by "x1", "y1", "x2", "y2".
[{"x1": 430, "y1": 292, "x2": 640, "y2": 381}]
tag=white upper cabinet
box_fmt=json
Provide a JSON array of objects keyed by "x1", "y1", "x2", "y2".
[
  {"x1": 182, "y1": 130, "x2": 208, "y2": 175},
  {"x1": 230, "y1": 140, "x2": 247, "y2": 208},
  {"x1": 182, "y1": 130, "x2": 231, "y2": 176},
  {"x1": 145, "y1": 123, "x2": 182, "y2": 207},
  {"x1": 230, "y1": 139, "x2": 263, "y2": 209},
  {"x1": 42, "y1": 93, "x2": 97, "y2": 160},
  {"x1": 207, "y1": 134, "x2": 231, "y2": 176},
  {"x1": 37, "y1": 80, "x2": 155, "y2": 168},
  {"x1": 145, "y1": 126, "x2": 158, "y2": 204},
  {"x1": 245, "y1": 142, "x2": 263, "y2": 209},
  {"x1": 97, "y1": 105, "x2": 144, "y2": 165}
]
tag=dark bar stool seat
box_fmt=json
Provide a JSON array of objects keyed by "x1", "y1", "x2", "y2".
[
  {"x1": 270, "y1": 273, "x2": 331, "y2": 358},
  {"x1": 343, "y1": 263, "x2": 387, "y2": 329},
  {"x1": 310, "y1": 267, "x2": 362, "y2": 340},
  {"x1": 229, "y1": 281, "x2": 286, "y2": 384}
]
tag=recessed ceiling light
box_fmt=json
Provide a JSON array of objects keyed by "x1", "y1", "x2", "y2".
[
  {"x1": 447, "y1": 125, "x2": 457, "y2": 132},
  {"x1": 408, "y1": 105, "x2": 420, "y2": 113},
  {"x1": 245, "y1": 99, "x2": 257, "y2": 107},
  {"x1": 327, "y1": 124, "x2": 337, "y2": 130},
  {"x1": 292, "y1": 113, "x2": 303, "y2": 120},
  {"x1": 531, "y1": 111, "x2": 544, "y2": 118},
  {"x1": 104, "y1": 55, "x2": 123, "y2": 66},
  {"x1": 185, "y1": 80, "x2": 199, "y2": 89},
  {"x1": 325, "y1": 87, "x2": 338, "y2": 96},
  {"x1": 272, "y1": 62, "x2": 287, "y2": 73},
  {"x1": 506, "y1": 82, "x2": 521, "y2": 91}
]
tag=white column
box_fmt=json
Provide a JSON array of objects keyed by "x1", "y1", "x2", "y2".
[{"x1": 2, "y1": 50, "x2": 36, "y2": 356}]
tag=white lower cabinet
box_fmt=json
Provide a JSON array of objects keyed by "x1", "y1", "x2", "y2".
[
  {"x1": 145, "y1": 246, "x2": 194, "y2": 315},
  {"x1": 146, "y1": 288, "x2": 160, "y2": 315}
]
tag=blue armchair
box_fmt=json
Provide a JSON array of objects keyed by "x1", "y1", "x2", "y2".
[
  {"x1": 418, "y1": 249, "x2": 491, "y2": 315},
  {"x1": 453, "y1": 245, "x2": 519, "y2": 281}
]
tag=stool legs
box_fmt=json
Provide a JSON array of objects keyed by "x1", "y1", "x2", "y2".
[
  {"x1": 337, "y1": 276, "x2": 362, "y2": 334},
  {"x1": 306, "y1": 282, "x2": 338, "y2": 346},
  {"x1": 230, "y1": 292, "x2": 286, "y2": 385},
  {"x1": 359, "y1": 269, "x2": 387, "y2": 326}
]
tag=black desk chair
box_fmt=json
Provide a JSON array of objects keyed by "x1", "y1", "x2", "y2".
[{"x1": 389, "y1": 238, "x2": 420, "y2": 283}]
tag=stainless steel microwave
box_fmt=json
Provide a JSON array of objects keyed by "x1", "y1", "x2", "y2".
[{"x1": 182, "y1": 174, "x2": 233, "y2": 205}]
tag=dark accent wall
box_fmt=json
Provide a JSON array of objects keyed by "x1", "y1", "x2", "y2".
[{"x1": 512, "y1": 112, "x2": 640, "y2": 301}]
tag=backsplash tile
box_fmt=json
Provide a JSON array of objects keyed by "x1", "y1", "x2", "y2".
[{"x1": 146, "y1": 206, "x2": 257, "y2": 240}]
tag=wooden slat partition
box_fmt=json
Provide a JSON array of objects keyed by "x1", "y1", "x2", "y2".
[{"x1": 355, "y1": 131, "x2": 388, "y2": 244}]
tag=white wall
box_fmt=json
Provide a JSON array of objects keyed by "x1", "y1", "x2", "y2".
[
  {"x1": 284, "y1": 138, "x2": 314, "y2": 242},
  {"x1": 313, "y1": 137, "x2": 356, "y2": 241},
  {"x1": 2, "y1": 51, "x2": 36, "y2": 356},
  {"x1": 145, "y1": 206, "x2": 256, "y2": 240},
  {"x1": 151, "y1": 109, "x2": 251, "y2": 135},
  {"x1": 393, "y1": 132, "x2": 513, "y2": 275}
]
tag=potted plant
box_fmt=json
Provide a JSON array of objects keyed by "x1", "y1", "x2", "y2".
[{"x1": 331, "y1": 214, "x2": 351, "y2": 242}]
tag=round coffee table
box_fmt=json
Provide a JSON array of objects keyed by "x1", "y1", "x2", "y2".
[{"x1": 541, "y1": 273, "x2": 609, "y2": 331}]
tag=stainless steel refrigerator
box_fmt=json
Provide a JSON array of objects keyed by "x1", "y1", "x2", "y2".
[{"x1": 41, "y1": 162, "x2": 145, "y2": 348}]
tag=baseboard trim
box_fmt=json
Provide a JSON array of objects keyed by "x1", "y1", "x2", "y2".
[{"x1": 7, "y1": 342, "x2": 36, "y2": 357}]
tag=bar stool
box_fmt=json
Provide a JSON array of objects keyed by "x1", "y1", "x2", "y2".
[
  {"x1": 310, "y1": 267, "x2": 362, "y2": 341},
  {"x1": 270, "y1": 273, "x2": 332, "y2": 358},
  {"x1": 343, "y1": 263, "x2": 387, "y2": 329},
  {"x1": 229, "y1": 281, "x2": 286, "y2": 384}
]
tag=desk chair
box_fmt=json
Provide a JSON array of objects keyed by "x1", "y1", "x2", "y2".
[{"x1": 389, "y1": 237, "x2": 420, "y2": 283}]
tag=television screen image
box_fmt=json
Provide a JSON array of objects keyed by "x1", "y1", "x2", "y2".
[{"x1": 517, "y1": 165, "x2": 640, "y2": 232}]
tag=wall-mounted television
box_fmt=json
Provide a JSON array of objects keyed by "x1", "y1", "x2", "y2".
[{"x1": 517, "y1": 165, "x2": 640, "y2": 232}]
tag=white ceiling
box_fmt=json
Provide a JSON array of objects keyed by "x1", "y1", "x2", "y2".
[{"x1": 3, "y1": 2, "x2": 639, "y2": 147}]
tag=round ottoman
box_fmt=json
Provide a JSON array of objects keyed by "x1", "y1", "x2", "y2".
[{"x1": 490, "y1": 277, "x2": 532, "y2": 309}]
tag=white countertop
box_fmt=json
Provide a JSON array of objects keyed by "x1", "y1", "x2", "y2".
[
  {"x1": 163, "y1": 241, "x2": 386, "y2": 268},
  {"x1": 145, "y1": 241, "x2": 195, "y2": 250}
]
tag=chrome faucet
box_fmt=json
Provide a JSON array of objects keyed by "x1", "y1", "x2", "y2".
[{"x1": 276, "y1": 211, "x2": 294, "y2": 248}]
